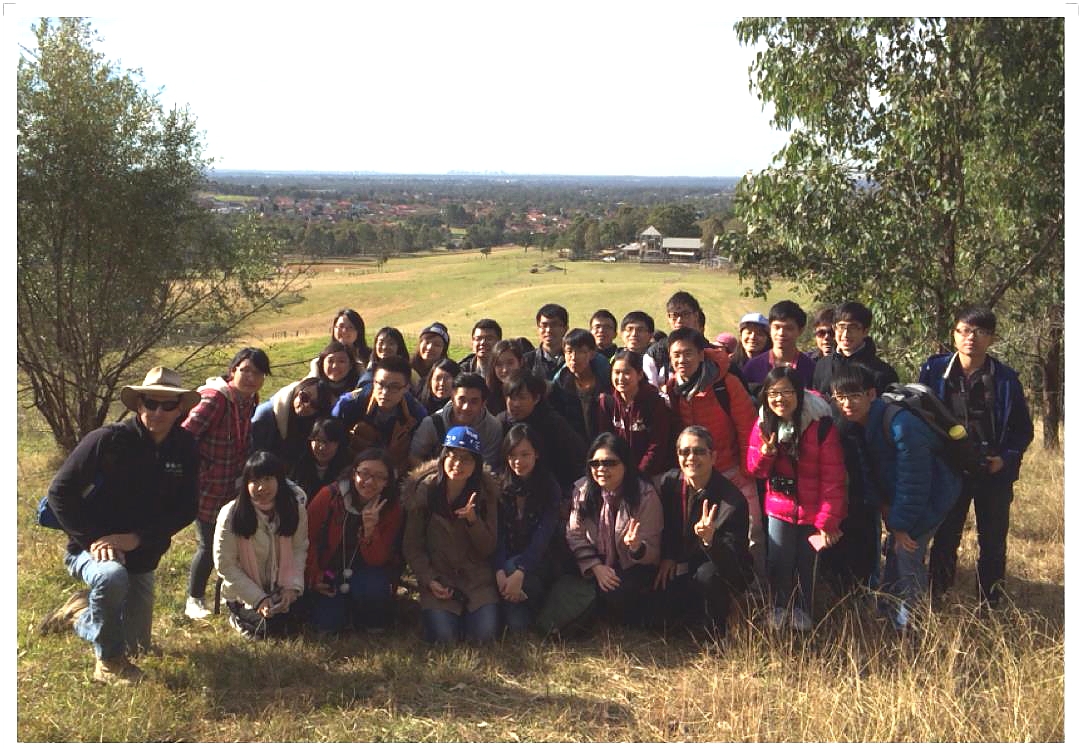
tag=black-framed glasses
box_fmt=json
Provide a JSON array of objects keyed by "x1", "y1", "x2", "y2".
[
  {"x1": 355, "y1": 468, "x2": 389, "y2": 484},
  {"x1": 588, "y1": 458, "x2": 620, "y2": 469},
  {"x1": 142, "y1": 398, "x2": 180, "y2": 412},
  {"x1": 954, "y1": 326, "x2": 992, "y2": 339},
  {"x1": 831, "y1": 392, "x2": 866, "y2": 404},
  {"x1": 765, "y1": 389, "x2": 797, "y2": 400},
  {"x1": 374, "y1": 380, "x2": 405, "y2": 393}
]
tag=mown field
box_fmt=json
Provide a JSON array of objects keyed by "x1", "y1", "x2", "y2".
[{"x1": 16, "y1": 247, "x2": 1064, "y2": 741}]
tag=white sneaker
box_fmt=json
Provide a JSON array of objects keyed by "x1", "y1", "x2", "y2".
[
  {"x1": 769, "y1": 607, "x2": 788, "y2": 631},
  {"x1": 791, "y1": 608, "x2": 814, "y2": 632},
  {"x1": 184, "y1": 596, "x2": 211, "y2": 620}
]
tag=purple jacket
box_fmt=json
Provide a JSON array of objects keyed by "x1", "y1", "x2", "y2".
[{"x1": 743, "y1": 350, "x2": 817, "y2": 391}]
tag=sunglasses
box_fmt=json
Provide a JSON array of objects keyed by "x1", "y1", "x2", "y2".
[
  {"x1": 588, "y1": 458, "x2": 620, "y2": 469},
  {"x1": 814, "y1": 328, "x2": 833, "y2": 338},
  {"x1": 142, "y1": 397, "x2": 180, "y2": 412},
  {"x1": 677, "y1": 446, "x2": 710, "y2": 457}
]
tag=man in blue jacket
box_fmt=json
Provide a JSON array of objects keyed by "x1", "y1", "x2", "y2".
[
  {"x1": 830, "y1": 365, "x2": 961, "y2": 631},
  {"x1": 39, "y1": 367, "x2": 200, "y2": 684},
  {"x1": 920, "y1": 306, "x2": 1034, "y2": 608}
]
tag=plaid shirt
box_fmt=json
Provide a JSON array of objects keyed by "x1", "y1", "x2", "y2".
[{"x1": 182, "y1": 379, "x2": 257, "y2": 523}]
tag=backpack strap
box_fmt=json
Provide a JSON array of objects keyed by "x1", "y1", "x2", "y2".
[
  {"x1": 816, "y1": 415, "x2": 833, "y2": 445},
  {"x1": 431, "y1": 412, "x2": 447, "y2": 445}
]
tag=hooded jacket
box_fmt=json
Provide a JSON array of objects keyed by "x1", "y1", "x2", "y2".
[
  {"x1": 402, "y1": 460, "x2": 500, "y2": 613},
  {"x1": 597, "y1": 382, "x2": 674, "y2": 478},
  {"x1": 746, "y1": 391, "x2": 848, "y2": 534},
  {"x1": 332, "y1": 383, "x2": 427, "y2": 471},
  {"x1": 182, "y1": 376, "x2": 258, "y2": 523},
  {"x1": 812, "y1": 336, "x2": 899, "y2": 397},
  {"x1": 250, "y1": 381, "x2": 317, "y2": 470},
  {"x1": 409, "y1": 399, "x2": 504, "y2": 472}
]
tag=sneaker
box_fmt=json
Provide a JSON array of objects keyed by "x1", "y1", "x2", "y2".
[
  {"x1": 228, "y1": 612, "x2": 256, "y2": 641},
  {"x1": 184, "y1": 596, "x2": 211, "y2": 620},
  {"x1": 93, "y1": 655, "x2": 144, "y2": 685},
  {"x1": 38, "y1": 590, "x2": 89, "y2": 635},
  {"x1": 791, "y1": 608, "x2": 814, "y2": 632},
  {"x1": 768, "y1": 607, "x2": 788, "y2": 631}
]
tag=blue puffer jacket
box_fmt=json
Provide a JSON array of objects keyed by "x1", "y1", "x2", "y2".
[
  {"x1": 863, "y1": 398, "x2": 962, "y2": 538},
  {"x1": 918, "y1": 353, "x2": 1034, "y2": 484}
]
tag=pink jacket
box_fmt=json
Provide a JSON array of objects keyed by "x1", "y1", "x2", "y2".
[{"x1": 746, "y1": 392, "x2": 847, "y2": 534}]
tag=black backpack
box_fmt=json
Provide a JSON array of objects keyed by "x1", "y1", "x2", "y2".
[{"x1": 880, "y1": 383, "x2": 983, "y2": 478}]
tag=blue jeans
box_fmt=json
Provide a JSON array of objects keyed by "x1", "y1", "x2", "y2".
[
  {"x1": 64, "y1": 550, "x2": 155, "y2": 660},
  {"x1": 766, "y1": 517, "x2": 818, "y2": 614},
  {"x1": 880, "y1": 526, "x2": 938, "y2": 630},
  {"x1": 421, "y1": 603, "x2": 500, "y2": 644},
  {"x1": 308, "y1": 566, "x2": 393, "y2": 633}
]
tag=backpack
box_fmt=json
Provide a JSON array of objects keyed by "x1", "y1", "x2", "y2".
[{"x1": 880, "y1": 383, "x2": 982, "y2": 477}]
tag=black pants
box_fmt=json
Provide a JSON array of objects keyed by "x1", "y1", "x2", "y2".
[
  {"x1": 929, "y1": 477, "x2": 1014, "y2": 606},
  {"x1": 598, "y1": 563, "x2": 657, "y2": 627},
  {"x1": 188, "y1": 518, "x2": 217, "y2": 599},
  {"x1": 820, "y1": 499, "x2": 879, "y2": 594},
  {"x1": 656, "y1": 560, "x2": 738, "y2": 636}
]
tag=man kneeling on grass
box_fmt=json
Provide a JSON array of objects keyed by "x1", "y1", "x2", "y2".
[{"x1": 39, "y1": 367, "x2": 200, "y2": 684}]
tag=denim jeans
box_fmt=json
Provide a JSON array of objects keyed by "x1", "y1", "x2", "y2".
[
  {"x1": 766, "y1": 517, "x2": 818, "y2": 614},
  {"x1": 65, "y1": 550, "x2": 155, "y2": 660},
  {"x1": 308, "y1": 566, "x2": 393, "y2": 633},
  {"x1": 880, "y1": 525, "x2": 937, "y2": 630},
  {"x1": 421, "y1": 603, "x2": 500, "y2": 644},
  {"x1": 187, "y1": 518, "x2": 217, "y2": 599}
]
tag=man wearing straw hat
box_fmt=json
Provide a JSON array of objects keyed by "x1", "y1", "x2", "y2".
[{"x1": 38, "y1": 367, "x2": 200, "y2": 684}]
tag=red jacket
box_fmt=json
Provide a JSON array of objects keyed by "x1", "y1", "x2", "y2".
[
  {"x1": 664, "y1": 349, "x2": 756, "y2": 475},
  {"x1": 596, "y1": 382, "x2": 674, "y2": 477},
  {"x1": 304, "y1": 479, "x2": 404, "y2": 588},
  {"x1": 746, "y1": 393, "x2": 847, "y2": 534}
]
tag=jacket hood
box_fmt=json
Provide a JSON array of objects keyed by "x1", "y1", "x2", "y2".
[
  {"x1": 200, "y1": 376, "x2": 234, "y2": 401},
  {"x1": 678, "y1": 354, "x2": 721, "y2": 399},
  {"x1": 758, "y1": 388, "x2": 834, "y2": 434},
  {"x1": 268, "y1": 381, "x2": 299, "y2": 439}
]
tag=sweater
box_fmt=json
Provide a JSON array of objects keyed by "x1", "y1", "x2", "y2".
[{"x1": 213, "y1": 496, "x2": 308, "y2": 608}]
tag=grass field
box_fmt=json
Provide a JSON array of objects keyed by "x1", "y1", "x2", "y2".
[{"x1": 16, "y1": 247, "x2": 1064, "y2": 741}]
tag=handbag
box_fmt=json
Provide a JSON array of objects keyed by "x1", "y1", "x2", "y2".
[{"x1": 534, "y1": 573, "x2": 597, "y2": 638}]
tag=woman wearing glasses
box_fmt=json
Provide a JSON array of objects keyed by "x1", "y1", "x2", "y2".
[
  {"x1": 304, "y1": 448, "x2": 403, "y2": 635},
  {"x1": 566, "y1": 432, "x2": 662, "y2": 627},
  {"x1": 746, "y1": 367, "x2": 846, "y2": 632}
]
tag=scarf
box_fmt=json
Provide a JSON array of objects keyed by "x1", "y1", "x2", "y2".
[
  {"x1": 596, "y1": 489, "x2": 620, "y2": 568},
  {"x1": 236, "y1": 512, "x2": 296, "y2": 595}
]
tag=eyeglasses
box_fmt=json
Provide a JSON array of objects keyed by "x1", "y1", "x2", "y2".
[
  {"x1": 445, "y1": 450, "x2": 476, "y2": 464},
  {"x1": 667, "y1": 309, "x2": 695, "y2": 320},
  {"x1": 954, "y1": 326, "x2": 992, "y2": 339},
  {"x1": 834, "y1": 323, "x2": 864, "y2": 335},
  {"x1": 765, "y1": 389, "x2": 797, "y2": 400},
  {"x1": 677, "y1": 446, "x2": 710, "y2": 457},
  {"x1": 472, "y1": 335, "x2": 497, "y2": 344},
  {"x1": 814, "y1": 328, "x2": 833, "y2": 338},
  {"x1": 831, "y1": 392, "x2": 866, "y2": 404},
  {"x1": 588, "y1": 458, "x2": 621, "y2": 469},
  {"x1": 355, "y1": 468, "x2": 389, "y2": 484},
  {"x1": 374, "y1": 380, "x2": 405, "y2": 393},
  {"x1": 142, "y1": 398, "x2": 180, "y2": 412}
]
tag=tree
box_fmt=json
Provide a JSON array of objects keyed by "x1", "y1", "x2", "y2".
[
  {"x1": 646, "y1": 204, "x2": 701, "y2": 238},
  {"x1": 727, "y1": 17, "x2": 1063, "y2": 442},
  {"x1": 17, "y1": 18, "x2": 307, "y2": 450}
]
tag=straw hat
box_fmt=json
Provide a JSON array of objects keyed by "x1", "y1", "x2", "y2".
[{"x1": 120, "y1": 367, "x2": 200, "y2": 412}]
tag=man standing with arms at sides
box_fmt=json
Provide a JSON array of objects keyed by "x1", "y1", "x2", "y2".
[
  {"x1": 523, "y1": 303, "x2": 569, "y2": 381},
  {"x1": 812, "y1": 301, "x2": 898, "y2": 397},
  {"x1": 458, "y1": 318, "x2": 502, "y2": 380},
  {"x1": 922, "y1": 306, "x2": 1033, "y2": 609},
  {"x1": 39, "y1": 367, "x2": 200, "y2": 684},
  {"x1": 742, "y1": 300, "x2": 817, "y2": 397}
]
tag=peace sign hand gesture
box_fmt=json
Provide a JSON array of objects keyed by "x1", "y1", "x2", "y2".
[
  {"x1": 694, "y1": 499, "x2": 719, "y2": 546},
  {"x1": 760, "y1": 429, "x2": 778, "y2": 456},
  {"x1": 361, "y1": 498, "x2": 387, "y2": 539},
  {"x1": 454, "y1": 492, "x2": 479, "y2": 524},
  {"x1": 622, "y1": 517, "x2": 642, "y2": 550}
]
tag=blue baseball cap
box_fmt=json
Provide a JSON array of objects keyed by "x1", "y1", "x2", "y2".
[{"x1": 442, "y1": 425, "x2": 482, "y2": 457}]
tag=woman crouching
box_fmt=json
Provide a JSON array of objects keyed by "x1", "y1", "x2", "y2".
[
  {"x1": 213, "y1": 451, "x2": 308, "y2": 639},
  {"x1": 304, "y1": 448, "x2": 403, "y2": 635},
  {"x1": 403, "y1": 426, "x2": 500, "y2": 644}
]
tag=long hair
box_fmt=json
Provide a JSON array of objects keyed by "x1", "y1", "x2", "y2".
[
  {"x1": 370, "y1": 327, "x2": 408, "y2": 371},
  {"x1": 330, "y1": 308, "x2": 371, "y2": 365},
  {"x1": 343, "y1": 447, "x2": 399, "y2": 512},
  {"x1": 317, "y1": 341, "x2": 361, "y2": 391},
  {"x1": 232, "y1": 451, "x2": 300, "y2": 539},
  {"x1": 500, "y1": 423, "x2": 552, "y2": 500},
  {"x1": 757, "y1": 366, "x2": 806, "y2": 461},
  {"x1": 433, "y1": 445, "x2": 486, "y2": 519},
  {"x1": 419, "y1": 357, "x2": 461, "y2": 412},
  {"x1": 579, "y1": 432, "x2": 641, "y2": 521}
]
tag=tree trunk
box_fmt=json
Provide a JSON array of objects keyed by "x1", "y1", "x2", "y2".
[{"x1": 1042, "y1": 323, "x2": 1062, "y2": 450}]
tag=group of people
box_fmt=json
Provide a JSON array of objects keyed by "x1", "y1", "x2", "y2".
[{"x1": 38, "y1": 293, "x2": 1034, "y2": 684}]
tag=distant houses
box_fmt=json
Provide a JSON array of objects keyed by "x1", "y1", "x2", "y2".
[{"x1": 624, "y1": 225, "x2": 707, "y2": 263}]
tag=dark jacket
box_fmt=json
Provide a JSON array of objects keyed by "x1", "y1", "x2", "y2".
[
  {"x1": 500, "y1": 402, "x2": 586, "y2": 494},
  {"x1": 918, "y1": 353, "x2": 1033, "y2": 485},
  {"x1": 812, "y1": 337, "x2": 899, "y2": 397},
  {"x1": 250, "y1": 381, "x2": 318, "y2": 470},
  {"x1": 523, "y1": 346, "x2": 563, "y2": 382},
  {"x1": 551, "y1": 356, "x2": 612, "y2": 444},
  {"x1": 332, "y1": 384, "x2": 427, "y2": 471},
  {"x1": 46, "y1": 415, "x2": 199, "y2": 574},
  {"x1": 863, "y1": 398, "x2": 962, "y2": 538},
  {"x1": 657, "y1": 468, "x2": 749, "y2": 589},
  {"x1": 596, "y1": 382, "x2": 674, "y2": 478},
  {"x1": 493, "y1": 470, "x2": 562, "y2": 577}
]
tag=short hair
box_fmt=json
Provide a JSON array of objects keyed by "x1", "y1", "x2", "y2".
[
  {"x1": 563, "y1": 328, "x2": 596, "y2": 351},
  {"x1": 768, "y1": 300, "x2": 807, "y2": 329},
  {"x1": 829, "y1": 363, "x2": 877, "y2": 396},
  {"x1": 453, "y1": 372, "x2": 489, "y2": 398},
  {"x1": 620, "y1": 310, "x2": 655, "y2": 333},
  {"x1": 834, "y1": 301, "x2": 872, "y2": 329},
  {"x1": 504, "y1": 371, "x2": 547, "y2": 400},
  {"x1": 666, "y1": 291, "x2": 702, "y2": 315},
  {"x1": 667, "y1": 326, "x2": 708, "y2": 351},
  {"x1": 536, "y1": 303, "x2": 569, "y2": 326},
  {"x1": 678, "y1": 424, "x2": 715, "y2": 452},
  {"x1": 227, "y1": 347, "x2": 271, "y2": 379},
  {"x1": 473, "y1": 318, "x2": 503, "y2": 339},
  {"x1": 955, "y1": 304, "x2": 996, "y2": 334},
  {"x1": 373, "y1": 355, "x2": 412, "y2": 381},
  {"x1": 812, "y1": 306, "x2": 836, "y2": 329},
  {"x1": 590, "y1": 309, "x2": 618, "y2": 329}
]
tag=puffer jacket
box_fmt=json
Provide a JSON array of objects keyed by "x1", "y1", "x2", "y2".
[
  {"x1": 665, "y1": 348, "x2": 757, "y2": 475},
  {"x1": 746, "y1": 391, "x2": 848, "y2": 534},
  {"x1": 402, "y1": 460, "x2": 500, "y2": 613},
  {"x1": 863, "y1": 398, "x2": 963, "y2": 538},
  {"x1": 596, "y1": 382, "x2": 674, "y2": 478}
]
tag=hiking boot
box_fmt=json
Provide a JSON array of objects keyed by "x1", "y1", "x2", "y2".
[
  {"x1": 93, "y1": 655, "x2": 144, "y2": 685},
  {"x1": 791, "y1": 608, "x2": 814, "y2": 632},
  {"x1": 38, "y1": 590, "x2": 89, "y2": 635},
  {"x1": 130, "y1": 642, "x2": 163, "y2": 659},
  {"x1": 184, "y1": 596, "x2": 211, "y2": 620}
]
